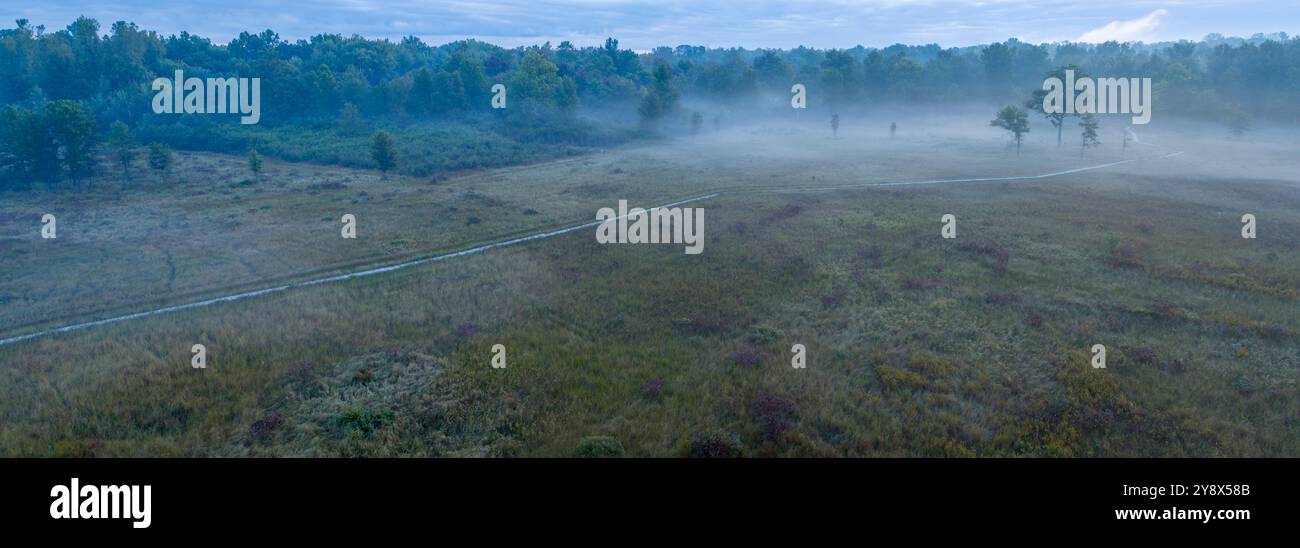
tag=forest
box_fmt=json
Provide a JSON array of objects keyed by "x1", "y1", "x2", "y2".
[{"x1": 1, "y1": 17, "x2": 1298, "y2": 187}]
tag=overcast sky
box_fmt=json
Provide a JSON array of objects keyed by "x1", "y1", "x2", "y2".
[{"x1": 6, "y1": 1, "x2": 1298, "y2": 49}]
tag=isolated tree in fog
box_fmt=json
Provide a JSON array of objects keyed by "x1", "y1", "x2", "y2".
[
  {"x1": 248, "y1": 149, "x2": 263, "y2": 178},
  {"x1": 1226, "y1": 107, "x2": 1251, "y2": 137},
  {"x1": 831, "y1": 113, "x2": 840, "y2": 136},
  {"x1": 991, "y1": 106, "x2": 1030, "y2": 156},
  {"x1": 371, "y1": 131, "x2": 398, "y2": 177},
  {"x1": 1079, "y1": 113, "x2": 1100, "y2": 154},
  {"x1": 890, "y1": 121, "x2": 897, "y2": 138},
  {"x1": 108, "y1": 121, "x2": 135, "y2": 177},
  {"x1": 691, "y1": 111, "x2": 703, "y2": 135},
  {"x1": 148, "y1": 143, "x2": 173, "y2": 174},
  {"x1": 1027, "y1": 66, "x2": 1084, "y2": 147}
]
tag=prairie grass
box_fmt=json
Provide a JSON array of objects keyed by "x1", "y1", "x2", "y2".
[{"x1": 1, "y1": 118, "x2": 1297, "y2": 457}]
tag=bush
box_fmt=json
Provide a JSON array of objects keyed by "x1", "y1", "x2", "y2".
[
  {"x1": 750, "y1": 391, "x2": 797, "y2": 440},
  {"x1": 640, "y1": 379, "x2": 664, "y2": 400},
  {"x1": 686, "y1": 428, "x2": 742, "y2": 458},
  {"x1": 573, "y1": 436, "x2": 625, "y2": 458},
  {"x1": 331, "y1": 407, "x2": 395, "y2": 437},
  {"x1": 747, "y1": 325, "x2": 782, "y2": 345},
  {"x1": 732, "y1": 350, "x2": 760, "y2": 368}
]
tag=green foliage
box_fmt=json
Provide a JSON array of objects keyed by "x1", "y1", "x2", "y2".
[
  {"x1": 1026, "y1": 66, "x2": 1086, "y2": 147},
  {"x1": 573, "y1": 436, "x2": 625, "y2": 458},
  {"x1": 108, "y1": 120, "x2": 135, "y2": 176},
  {"x1": 337, "y1": 102, "x2": 366, "y2": 134},
  {"x1": 147, "y1": 142, "x2": 173, "y2": 173},
  {"x1": 511, "y1": 51, "x2": 577, "y2": 113},
  {"x1": 371, "y1": 130, "x2": 398, "y2": 175},
  {"x1": 637, "y1": 63, "x2": 678, "y2": 124},
  {"x1": 332, "y1": 407, "x2": 395, "y2": 437},
  {"x1": 247, "y1": 149, "x2": 263, "y2": 177},
  {"x1": 990, "y1": 105, "x2": 1030, "y2": 155},
  {"x1": 0, "y1": 100, "x2": 94, "y2": 187},
  {"x1": 685, "y1": 428, "x2": 743, "y2": 458},
  {"x1": 1079, "y1": 113, "x2": 1100, "y2": 151}
]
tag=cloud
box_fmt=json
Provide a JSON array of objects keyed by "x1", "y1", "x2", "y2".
[{"x1": 1076, "y1": 9, "x2": 1170, "y2": 43}]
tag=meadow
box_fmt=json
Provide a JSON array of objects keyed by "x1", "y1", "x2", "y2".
[{"x1": 1, "y1": 112, "x2": 1297, "y2": 457}]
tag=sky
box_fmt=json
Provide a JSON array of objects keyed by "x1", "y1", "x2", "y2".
[{"x1": 5, "y1": 1, "x2": 1298, "y2": 50}]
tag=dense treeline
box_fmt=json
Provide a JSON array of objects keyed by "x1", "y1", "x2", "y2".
[{"x1": 2, "y1": 17, "x2": 1298, "y2": 188}]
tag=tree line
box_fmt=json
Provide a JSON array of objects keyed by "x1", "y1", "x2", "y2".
[{"x1": 2, "y1": 17, "x2": 1297, "y2": 189}]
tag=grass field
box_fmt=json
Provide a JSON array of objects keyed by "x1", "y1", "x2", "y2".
[{"x1": 1, "y1": 112, "x2": 1297, "y2": 457}]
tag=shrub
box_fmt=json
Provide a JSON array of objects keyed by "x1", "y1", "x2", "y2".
[
  {"x1": 747, "y1": 325, "x2": 782, "y2": 345},
  {"x1": 249, "y1": 411, "x2": 285, "y2": 442},
  {"x1": 686, "y1": 428, "x2": 742, "y2": 458},
  {"x1": 640, "y1": 379, "x2": 664, "y2": 400},
  {"x1": 985, "y1": 291, "x2": 1021, "y2": 305},
  {"x1": 455, "y1": 323, "x2": 481, "y2": 338},
  {"x1": 875, "y1": 363, "x2": 928, "y2": 391},
  {"x1": 1106, "y1": 237, "x2": 1145, "y2": 268},
  {"x1": 1149, "y1": 300, "x2": 1183, "y2": 320},
  {"x1": 750, "y1": 390, "x2": 797, "y2": 440},
  {"x1": 573, "y1": 436, "x2": 624, "y2": 458},
  {"x1": 331, "y1": 407, "x2": 395, "y2": 437},
  {"x1": 1129, "y1": 347, "x2": 1158, "y2": 365},
  {"x1": 732, "y1": 350, "x2": 760, "y2": 368},
  {"x1": 352, "y1": 367, "x2": 375, "y2": 385}
]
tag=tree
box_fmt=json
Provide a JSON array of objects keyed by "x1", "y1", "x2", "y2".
[
  {"x1": 1027, "y1": 66, "x2": 1085, "y2": 147},
  {"x1": 638, "y1": 63, "x2": 679, "y2": 124},
  {"x1": 991, "y1": 105, "x2": 1030, "y2": 155},
  {"x1": 831, "y1": 113, "x2": 840, "y2": 136},
  {"x1": 0, "y1": 105, "x2": 59, "y2": 187},
  {"x1": 430, "y1": 70, "x2": 466, "y2": 114},
  {"x1": 371, "y1": 130, "x2": 398, "y2": 176},
  {"x1": 820, "y1": 50, "x2": 860, "y2": 106},
  {"x1": 453, "y1": 55, "x2": 490, "y2": 110},
  {"x1": 890, "y1": 121, "x2": 897, "y2": 138},
  {"x1": 410, "y1": 67, "x2": 436, "y2": 116},
  {"x1": 1079, "y1": 113, "x2": 1100, "y2": 154},
  {"x1": 108, "y1": 121, "x2": 135, "y2": 177},
  {"x1": 511, "y1": 51, "x2": 577, "y2": 112},
  {"x1": 338, "y1": 102, "x2": 366, "y2": 134},
  {"x1": 248, "y1": 149, "x2": 263, "y2": 178},
  {"x1": 691, "y1": 111, "x2": 703, "y2": 135},
  {"x1": 43, "y1": 100, "x2": 96, "y2": 187},
  {"x1": 1226, "y1": 107, "x2": 1251, "y2": 137},
  {"x1": 148, "y1": 142, "x2": 173, "y2": 173},
  {"x1": 752, "y1": 50, "x2": 793, "y2": 92}
]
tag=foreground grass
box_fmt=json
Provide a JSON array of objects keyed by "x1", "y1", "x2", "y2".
[{"x1": 1, "y1": 119, "x2": 1297, "y2": 456}]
